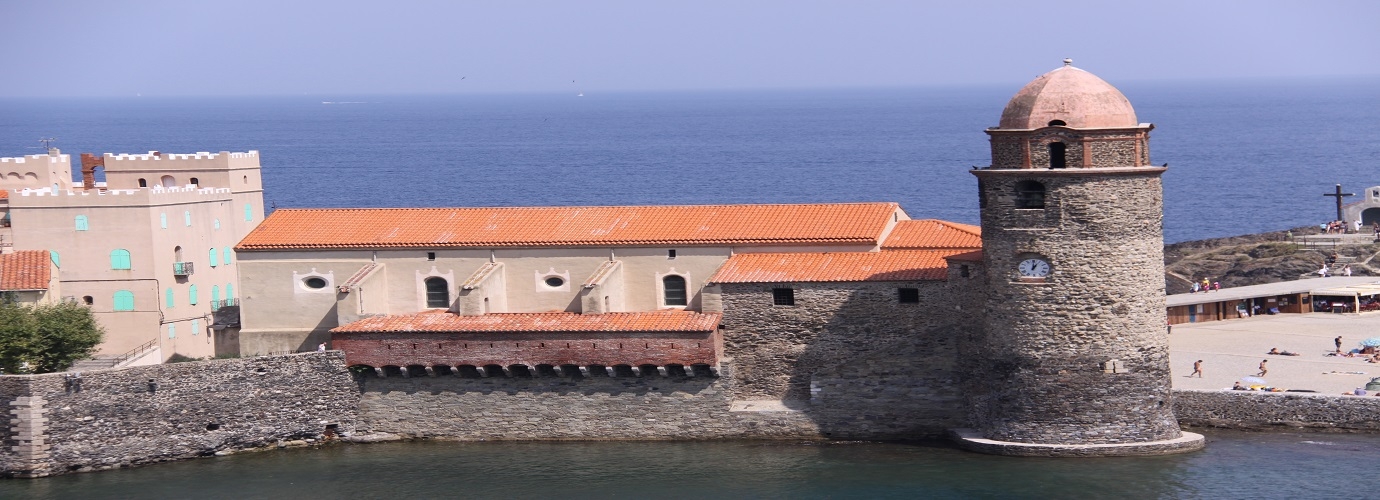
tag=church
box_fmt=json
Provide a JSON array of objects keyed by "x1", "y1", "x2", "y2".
[{"x1": 234, "y1": 61, "x2": 1203, "y2": 455}]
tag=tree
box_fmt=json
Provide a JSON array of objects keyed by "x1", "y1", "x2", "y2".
[{"x1": 0, "y1": 302, "x2": 104, "y2": 374}]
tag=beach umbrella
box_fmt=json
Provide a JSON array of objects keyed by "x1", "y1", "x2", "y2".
[
  {"x1": 1361, "y1": 337, "x2": 1380, "y2": 348},
  {"x1": 1240, "y1": 376, "x2": 1267, "y2": 385}
]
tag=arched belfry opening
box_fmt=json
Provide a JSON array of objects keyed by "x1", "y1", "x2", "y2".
[{"x1": 1048, "y1": 142, "x2": 1067, "y2": 169}]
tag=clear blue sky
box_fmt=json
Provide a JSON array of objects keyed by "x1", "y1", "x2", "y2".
[{"x1": 2, "y1": 0, "x2": 1376, "y2": 97}]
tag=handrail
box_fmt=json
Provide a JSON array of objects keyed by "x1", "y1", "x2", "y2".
[{"x1": 111, "y1": 338, "x2": 159, "y2": 367}]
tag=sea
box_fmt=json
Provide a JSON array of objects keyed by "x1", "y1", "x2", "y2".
[
  {"x1": 2, "y1": 77, "x2": 1378, "y2": 243},
  {"x1": 2, "y1": 79, "x2": 1379, "y2": 496}
]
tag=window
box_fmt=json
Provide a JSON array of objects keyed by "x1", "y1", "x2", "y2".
[
  {"x1": 244, "y1": 203, "x2": 253, "y2": 222},
  {"x1": 174, "y1": 246, "x2": 183, "y2": 261},
  {"x1": 74, "y1": 215, "x2": 88, "y2": 231},
  {"x1": 226, "y1": 283, "x2": 234, "y2": 300},
  {"x1": 184, "y1": 211, "x2": 192, "y2": 226},
  {"x1": 161, "y1": 175, "x2": 175, "y2": 188},
  {"x1": 1014, "y1": 180, "x2": 1046, "y2": 209},
  {"x1": 1048, "y1": 120, "x2": 1067, "y2": 127},
  {"x1": 113, "y1": 290, "x2": 135, "y2": 311},
  {"x1": 1048, "y1": 142, "x2": 1067, "y2": 169},
  {"x1": 960, "y1": 265, "x2": 971, "y2": 278},
  {"x1": 110, "y1": 249, "x2": 132, "y2": 270},
  {"x1": 190, "y1": 177, "x2": 199, "y2": 186},
  {"x1": 50, "y1": 250, "x2": 60, "y2": 268},
  {"x1": 223, "y1": 247, "x2": 232, "y2": 265},
  {"x1": 427, "y1": 252, "x2": 436, "y2": 261},
  {"x1": 192, "y1": 319, "x2": 200, "y2": 336},
  {"x1": 425, "y1": 278, "x2": 450, "y2": 308},
  {"x1": 668, "y1": 249, "x2": 677, "y2": 259},
  {"x1": 544, "y1": 276, "x2": 565, "y2": 288},
  {"x1": 138, "y1": 178, "x2": 147, "y2": 188},
  {"x1": 189, "y1": 285, "x2": 199, "y2": 305},
  {"x1": 663, "y1": 275, "x2": 688, "y2": 306},
  {"x1": 166, "y1": 288, "x2": 175, "y2": 308},
  {"x1": 211, "y1": 285, "x2": 220, "y2": 309},
  {"x1": 168, "y1": 323, "x2": 176, "y2": 339},
  {"x1": 82, "y1": 295, "x2": 93, "y2": 305},
  {"x1": 772, "y1": 288, "x2": 795, "y2": 306},
  {"x1": 213, "y1": 218, "x2": 220, "y2": 230},
  {"x1": 898, "y1": 288, "x2": 920, "y2": 303},
  {"x1": 303, "y1": 277, "x2": 328, "y2": 289},
  {"x1": 160, "y1": 213, "x2": 167, "y2": 229}
]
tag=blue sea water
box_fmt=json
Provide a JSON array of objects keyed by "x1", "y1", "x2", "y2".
[{"x1": 2, "y1": 77, "x2": 1377, "y2": 243}]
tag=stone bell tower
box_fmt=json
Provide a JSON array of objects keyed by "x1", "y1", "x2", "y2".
[{"x1": 954, "y1": 60, "x2": 1204, "y2": 456}]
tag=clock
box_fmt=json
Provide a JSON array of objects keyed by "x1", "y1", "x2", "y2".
[{"x1": 1018, "y1": 258, "x2": 1051, "y2": 278}]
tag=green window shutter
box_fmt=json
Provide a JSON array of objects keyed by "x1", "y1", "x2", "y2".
[
  {"x1": 113, "y1": 290, "x2": 135, "y2": 311},
  {"x1": 160, "y1": 213, "x2": 167, "y2": 229},
  {"x1": 165, "y1": 288, "x2": 174, "y2": 309},
  {"x1": 50, "y1": 251, "x2": 59, "y2": 268},
  {"x1": 168, "y1": 323, "x2": 175, "y2": 339},
  {"x1": 209, "y1": 248, "x2": 218, "y2": 267},
  {"x1": 192, "y1": 320, "x2": 199, "y2": 336},
  {"x1": 223, "y1": 247, "x2": 232, "y2": 265},
  {"x1": 110, "y1": 249, "x2": 131, "y2": 270},
  {"x1": 244, "y1": 203, "x2": 253, "y2": 222},
  {"x1": 226, "y1": 283, "x2": 234, "y2": 300},
  {"x1": 184, "y1": 211, "x2": 192, "y2": 227},
  {"x1": 211, "y1": 285, "x2": 220, "y2": 309},
  {"x1": 75, "y1": 215, "x2": 88, "y2": 231},
  {"x1": 189, "y1": 285, "x2": 198, "y2": 305}
]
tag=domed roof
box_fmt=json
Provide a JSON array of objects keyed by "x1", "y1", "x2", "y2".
[{"x1": 998, "y1": 60, "x2": 1138, "y2": 129}]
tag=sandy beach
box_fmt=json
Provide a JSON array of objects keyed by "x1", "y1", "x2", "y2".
[{"x1": 1170, "y1": 311, "x2": 1380, "y2": 395}]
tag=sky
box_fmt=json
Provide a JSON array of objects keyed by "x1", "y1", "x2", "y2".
[{"x1": 1, "y1": 0, "x2": 1376, "y2": 97}]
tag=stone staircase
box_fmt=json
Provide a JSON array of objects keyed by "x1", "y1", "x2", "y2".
[{"x1": 67, "y1": 356, "x2": 121, "y2": 371}]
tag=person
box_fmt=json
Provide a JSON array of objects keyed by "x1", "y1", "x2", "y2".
[
  {"x1": 1336, "y1": 336, "x2": 1343, "y2": 353},
  {"x1": 1344, "y1": 264, "x2": 1352, "y2": 277},
  {"x1": 1232, "y1": 381, "x2": 1247, "y2": 390},
  {"x1": 1268, "y1": 348, "x2": 1280, "y2": 355},
  {"x1": 1355, "y1": 387, "x2": 1368, "y2": 396},
  {"x1": 1192, "y1": 281, "x2": 1200, "y2": 293},
  {"x1": 1356, "y1": 220, "x2": 1363, "y2": 233},
  {"x1": 1372, "y1": 222, "x2": 1379, "y2": 237},
  {"x1": 1257, "y1": 359, "x2": 1268, "y2": 377},
  {"x1": 317, "y1": 342, "x2": 327, "y2": 352},
  {"x1": 1319, "y1": 264, "x2": 1330, "y2": 277},
  {"x1": 1201, "y1": 278, "x2": 1210, "y2": 292},
  {"x1": 1191, "y1": 360, "x2": 1203, "y2": 378},
  {"x1": 1213, "y1": 281, "x2": 1221, "y2": 292}
]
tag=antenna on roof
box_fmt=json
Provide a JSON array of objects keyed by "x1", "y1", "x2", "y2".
[{"x1": 39, "y1": 137, "x2": 57, "y2": 151}]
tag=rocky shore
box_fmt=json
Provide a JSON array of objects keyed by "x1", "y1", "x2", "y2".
[{"x1": 1164, "y1": 226, "x2": 1380, "y2": 294}]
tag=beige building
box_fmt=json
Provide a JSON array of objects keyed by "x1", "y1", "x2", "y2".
[
  {"x1": 232, "y1": 204, "x2": 987, "y2": 355},
  {"x1": 0, "y1": 149, "x2": 265, "y2": 362}
]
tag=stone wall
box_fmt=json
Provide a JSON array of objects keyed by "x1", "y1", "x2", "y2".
[
  {"x1": 0, "y1": 352, "x2": 359, "y2": 477},
  {"x1": 1173, "y1": 389, "x2": 1380, "y2": 432},
  {"x1": 333, "y1": 330, "x2": 720, "y2": 369}
]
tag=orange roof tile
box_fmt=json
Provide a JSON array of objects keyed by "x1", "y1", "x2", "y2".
[
  {"x1": 0, "y1": 189, "x2": 8, "y2": 199},
  {"x1": 332, "y1": 310, "x2": 721, "y2": 334},
  {"x1": 945, "y1": 250, "x2": 984, "y2": 262},
  {"x1": 237, "y1": 203, "x2": 898, "y2": 251},
  {"x1": 881, "y1": 219, "x2": 982, "y2": 250},
  {"x1": 0, "y1": 250, "x2": 52, "y2": 291},
  {"x1": 708, "y1": 250, "x2": 969, "y2": 283}
]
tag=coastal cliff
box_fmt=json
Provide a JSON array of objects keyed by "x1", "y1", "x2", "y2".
[{"x1": 1164, "y1": 227, "x2": 1380, "y2": 294}]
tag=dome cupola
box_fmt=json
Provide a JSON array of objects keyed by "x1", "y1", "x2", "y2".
[{"x1": 997, "y1": 59, "x2": 1138, "y2": 130}]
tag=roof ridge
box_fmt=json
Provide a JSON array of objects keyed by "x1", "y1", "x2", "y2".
[{"x1": 268, "y1": 202, "x2": 898, "y2": 213}]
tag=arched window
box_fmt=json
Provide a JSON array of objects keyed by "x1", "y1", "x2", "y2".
[
  {"x1": 113, "y1": 290, "x2": 135, "y2": 311},
  {"x1": 189, "y1": 284, "x2": 199, "y2": 305},
  {"x1": 425, "y1": 278, "x2": 450, "y2": 308},
  {"x1": 110, "y1": 249, "x2": 132, "y2": 270},
  {"x1": 226, "y1": 283, "x2": 234, "y2": 300},
  {"x1": 174, "y1": 246, "x2": 183, "y2": 261},
  {"x1": 1047, "y1": 120, "x2": 1067, "y2": 127},
  {"x1": 208, "y1": 248, "x2": 218, "y2": 267},
  {"x1": 190, "y1": 177, "x2": 199, "y2": 186},
  {"x1": 663, "y1": 275, "x2": 688, "y2": 306},
  {"x1": 160, "y1": 175, "x2": 175, "y2": 188},
  {"x1": 213, "y1": 218, "x2": 221, "y2": 230},
  {"x1": 74, "y1": 215, "x2": 89, "y2": 231},
  {"x1": 211, "y1": 285, "x2": 220, "y2": 308},
  {"x1": 1014, "y1": 180, "x2": 1046, "y2": 209},
  {"x1": 165, "y1": 288, "x2": 174, "y2": 308},
  {"x1": 138, "y1": 178, "x2": 147, "y2": 188},
  {"x1": 222, "y1": 247, "x2": 232, "y2": 265},
  {"x1": 1048, "y1": 142, "x2": 1067, "y2": 169}
]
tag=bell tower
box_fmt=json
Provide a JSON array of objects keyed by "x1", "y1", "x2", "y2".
[{"x1": 955, "y1": 60, "x2": 1204, "y2": 456}]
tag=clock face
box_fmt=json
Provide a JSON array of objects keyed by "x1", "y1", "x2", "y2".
[{"x1": 1018, "y1": 258, "x2": 1051, "y2": 278}]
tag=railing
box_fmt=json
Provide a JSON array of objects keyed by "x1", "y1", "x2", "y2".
[
  {"x1": 111, "y1": 338, "x2": 159, "y2": 367},
  {"x1": 173, "y1": 261, "x2": 194, "y2": 276},
  {"x1": 211, "y1": 298, "x2": 239, "y2": 310}
]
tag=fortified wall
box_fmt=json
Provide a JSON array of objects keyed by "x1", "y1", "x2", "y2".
[{"x1": 0, "y1": 353, "x2": 358, "y2": 478}]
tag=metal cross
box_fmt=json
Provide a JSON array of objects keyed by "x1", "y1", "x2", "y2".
[{"x1": 1323, "y1": 184, "x2": 1355, "y2": 222}]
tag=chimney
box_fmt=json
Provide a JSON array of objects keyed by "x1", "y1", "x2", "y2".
[{"x1": 79, "y1": 153, "x2": 104, "y2": 190}]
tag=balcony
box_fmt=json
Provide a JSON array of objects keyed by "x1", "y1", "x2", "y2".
[
  {"x1": 173, "y1": 262, "x2": 194, "y2": 277},
  {"x1": 211, "y1": 298, "x2": 239, "y2": 311}
]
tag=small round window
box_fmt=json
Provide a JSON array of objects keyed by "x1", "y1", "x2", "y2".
[
  {"x1": 303, "y1": 277, "x2": 328, "y2": 289},
  {"x1": 544, "y1": 276, "x2": 565, "y2": 288}
]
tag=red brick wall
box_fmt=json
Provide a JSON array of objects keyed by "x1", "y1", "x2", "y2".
[{"x1": 334, "y1": 330, "x2": 720, "y2": 368}]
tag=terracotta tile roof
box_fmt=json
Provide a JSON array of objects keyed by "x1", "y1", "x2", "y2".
[
  {"x1": 460, "y1": 262, "x2": 502, "y2": 290},
  {"x1": 945, "y1": 250, "x2": 984, "y2": 262},
  {"x1": 582, "y1": 260, "x2": 621, "y2": 288},
  {"x1": 0, "y1": 250, "x2": 52, "y2": 291},
  {"x1": 236, "y1": 203, "x2": 898, "y2": 251},
  {"x1": 338, "y1": 263, "x2": 380, "y2": 292},
  {"x1": 0, "y1": 189, "x2": 8, "y2": 199},
  {"x1": 881, "y1": 219, "x2": 982, "y2": 249},
  {"x1": 332, "y1": 310, "x2": 721, "y2": 334},
  {"x1": 708, "y1": 250, "x2": 970, "y2": 283}
]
